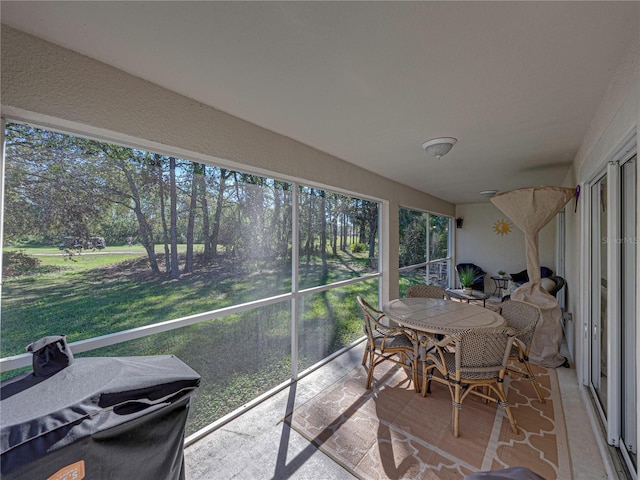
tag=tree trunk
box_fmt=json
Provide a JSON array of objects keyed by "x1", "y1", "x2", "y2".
[
  {"x1": 156, "y1": 154, "x2": 171, "y2": 273},
  {"x1": 368, "y1": 207, "x2": 378, "y2": 269},
  {"x1": 272, "y1": 182, "x2": 281, "y2": 259},
  {"x1": 119, "y1": 158, "x2": 159, "y2": 273},
  {"x1": 184, "y1": 163, "x2": 200, "y2": 273},
  {"x1": 359, "y1": 201, "x2": 367, "y2": 244},
  {"x1": 281, "y1": 187, "x2": 292, "y2": 259},
  {"x1": 320, "y1": 190, "x2": 327, "y2": 268},
  {"x1": 330, "y1": 196, "x2": 337, "y2": 255},
  {"x1": 210, "y1": 168, "x2": 228, "y2": 260},
  {"x1": 199, "y1": 165, "x2": 212, "y2": 262},
  {"x1": 305, "y1": 189, "x2": 314, "y2": 264},
  {"x1": 169, "y1": 157, "x2": 180, "y2": 278}
]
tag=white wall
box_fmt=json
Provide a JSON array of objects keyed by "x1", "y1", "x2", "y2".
[
  {"x1": 562, "y1": 34, "x2": 639, "y2": 382},
  {"x1": 455, "y1": 202, "x2": 556, "y2": 294}
]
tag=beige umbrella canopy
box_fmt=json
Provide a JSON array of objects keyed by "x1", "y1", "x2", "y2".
[{"x1": 491, "y1": 186, "x2": 576, "y2": 367}]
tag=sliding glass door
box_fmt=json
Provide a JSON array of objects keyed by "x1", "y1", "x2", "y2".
[
  {"x1": 588, "y1": 154, "x2": 637, "y2": 476},
  {"x1": 590, "y1": 173, "x2": 608, "y2": 412},
  {"x1": 620, "y1": 156, "x2": 637, "y2": 471}
]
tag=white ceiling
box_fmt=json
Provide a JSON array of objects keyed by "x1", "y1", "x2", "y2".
[{"x1": 2, "y1": 1, "x2": 638, "y2": 204}]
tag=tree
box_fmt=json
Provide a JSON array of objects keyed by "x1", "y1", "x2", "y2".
[
  {"x1": 328, "y1": 193, "x2": 339, "y2": 256},
  {"x1": 184, "y1": 163, "x2": 202, "y2": 273},
  {"x1": 168, "y1": 157, "x2": 179, "y2": 277},
  {"x1": 429, "y1": 214, "x2": 449, "y2": 260},
  {"x1": 365, "y1": 202, "x2": 378, "y2": 268},
  {"x1": 302, "y1": 187, "x2": 315, "y2": 264},
  {"x1": 4, "y1": 123, "x2": 385, "y2": 284},
  {"x1": 105, "y1": 147, "x2": 161, "y2": 274},
  {"x1": 208, "y1": 168, "x2": 229, "y2": 261},
  {"x1": 155, "y1": 154, "x2": 171, "y2": 273},
  {"x1": 319, "y1": 190, "x2": 327, "y2": 268},
  {"x1": 271, "y1": 181, "x2": 291, "y2": 261},
  {"x1": 3, "y1": 124, "x2": 108, "y2": 244},
  {"x1": 399, "y1": 209, "x2": 427, "y2": 267}
]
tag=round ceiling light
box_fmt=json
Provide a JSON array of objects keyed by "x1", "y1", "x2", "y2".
[
  {"x1": 480, "y1": 190, "x2": 499, "y2": 198},
  {"x1": 421, "y1": 137, "x2": 457, "y2": 158}
]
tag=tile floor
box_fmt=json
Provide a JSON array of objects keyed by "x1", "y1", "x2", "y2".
[{"x1": 184, "y1": 342, "x2": 615, "y2": 479}]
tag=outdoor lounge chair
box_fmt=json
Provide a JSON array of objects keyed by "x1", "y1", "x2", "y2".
[
  {"x1": 422, "y1": 326, "x2": 519, "y2": 437},
  {"x1": 357, "y1": 296, "x2": 419, "y2": 391},
  {"x1": 509, "y1": 267, "x2": 566, "y2": 297},
  {"x1": 455, "y1": 263, "x2": 486, "y2": 291}
]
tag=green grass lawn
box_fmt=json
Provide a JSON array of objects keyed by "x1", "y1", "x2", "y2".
[{"x1": 1, "y1": 246, "x2": 377, "y2": 435}]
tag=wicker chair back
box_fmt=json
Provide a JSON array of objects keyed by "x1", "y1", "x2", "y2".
[
  {"x1": 498, "y1": 299, "x2": 547, "y2": 403},
  {"x1": 407, "y1": 285, "x2": 451, "y2": 300},
  {"x1": 499, "y1": 300, "x2": 541, "y2": 348},
  {"x1": 454, "y1": 327, "x2": 516, "y2": 374}
]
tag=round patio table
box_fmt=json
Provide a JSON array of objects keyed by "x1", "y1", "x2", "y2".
[{"x1": 381, "y1": 297, "x2": 505, "y2": 335}]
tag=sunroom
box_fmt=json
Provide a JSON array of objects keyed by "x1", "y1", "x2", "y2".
[{"x1": 1, "y1": 2, "x2": 638, "y2": 479}]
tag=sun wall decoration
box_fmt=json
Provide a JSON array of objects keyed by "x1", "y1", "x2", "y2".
[{"x1": 493, "y1": 219, "x2": 512, "y2": 236}]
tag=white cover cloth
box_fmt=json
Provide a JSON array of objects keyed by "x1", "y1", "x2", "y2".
[{"x1": 491, "y1": 186, "x2": 575, "y2": 367}]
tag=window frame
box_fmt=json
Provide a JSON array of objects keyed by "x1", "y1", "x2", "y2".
[
  {"x1": 0, "y1": 117, "x2": 383, "y2": 380},
  {"x1": 398, "y1": 206, "x2": 454, "y2": 292}
]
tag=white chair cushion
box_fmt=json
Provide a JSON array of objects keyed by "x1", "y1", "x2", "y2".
[{"x1": 540, "y1": 277, "x2": 556, "y2": 292}]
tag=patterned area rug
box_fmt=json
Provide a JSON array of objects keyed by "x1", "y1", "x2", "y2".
[{"x1": 286, "y1": 361, "x2": 571, "y2": 479}]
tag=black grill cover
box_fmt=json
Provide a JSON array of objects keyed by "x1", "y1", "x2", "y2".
[{"x1": 1, "y1": 355, "x2": 200, "y2": 480}]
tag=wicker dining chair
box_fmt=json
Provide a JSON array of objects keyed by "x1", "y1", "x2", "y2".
[
  {"x1": 499, "y1": 299, "x2": 546, "y2": 403},
  {"x1": 357, "y1": 296, "x2": 419, "y2": 391},
  {"x1": 422, "y1": 326, "x2": 519, "y2": 437},
  {"x1": 407, "y1": 285, "x2": 451, "y2": 300}
]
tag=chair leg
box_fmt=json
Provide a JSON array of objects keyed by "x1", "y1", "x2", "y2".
[
  {"x1": 412, "y1": 358, "x2": 420, "y2": 393},
  {"x1": 453, "y1": 381, "x2": 462, "y2": 437},
  {"x1": 496, "y1": 380, "x2": 519, "y2": 434},
  {"x1": 400, "y1": 352, "x2": 420, "y2": 392},
  {"x1": 365, "y1": 350, "x2": 375, "y2": 389},
  {"x1": 410, "y1": 351, "x2": 420, "y2": 393},
  {"x1": 522, "y1": 360, "x2": 546, "y2": 404},
  {"x1": 421, "y1": 362, "x2": 435, "y2": 397}
]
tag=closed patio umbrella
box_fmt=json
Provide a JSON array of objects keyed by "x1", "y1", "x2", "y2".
[{"x1": 491, "y1": 185, "x2": 575, "y2": 367}]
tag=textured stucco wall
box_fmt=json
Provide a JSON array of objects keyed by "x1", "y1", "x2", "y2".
[
  {"x1": 1, "y1": 25, "x2": 455, "y2": 301},
  {"x1": 575, "y1": 37, "x2": 640, "y2": 180},
  {"x1": 562, "y1": 30, "x2": 639, "y2": 383}
]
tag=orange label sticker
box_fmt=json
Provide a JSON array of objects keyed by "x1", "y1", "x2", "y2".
[{"x1": 47, "y1": 460, "x2": 85, "y2": 480}]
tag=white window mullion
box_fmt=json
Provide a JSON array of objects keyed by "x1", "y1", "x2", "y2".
[
  {"x1": 579, "y1": 181, "x2": 591, "y2": 385},
  {"x1": 607, "y1": 161, "x2": 621, "y2": 446},
  {"x1": 425, "y1": 213, "x2": 431, "y2": 285},
  {"x1": 449, "y1": 217, "x2": 454, "y2": 289},
  {"x1": 378, "y1": 200, "x2": 385, "y2": 305},
  {"x1": 290, "y1": 184, "x2": 300, "y2": 380}
]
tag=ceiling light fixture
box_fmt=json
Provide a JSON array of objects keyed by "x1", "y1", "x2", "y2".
[
  {"x1": 480, "y1": 190, "x2": 499, "y2": 198},
  {"x1": 421, "y1": 137, "x2": 457, "y2": 159}
]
